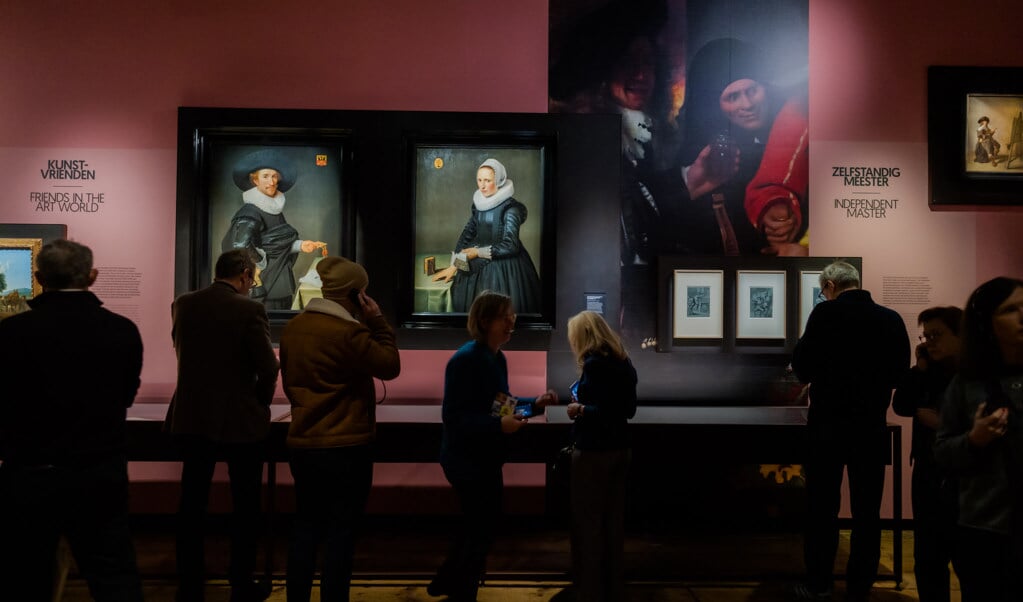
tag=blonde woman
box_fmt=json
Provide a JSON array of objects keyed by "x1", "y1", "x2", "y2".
[{"x1": 565, "y1": 310, "x2": 637, "y2": 602}]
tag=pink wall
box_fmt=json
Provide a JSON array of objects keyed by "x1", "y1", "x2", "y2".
[
  {"x1": 810, "y1": 1, "x2": 1020, "y2": 142},
  {"x1": 2, "y1": 0, "x2": 553, "y2": 510},
  {"x1": 810, "y1": 0, "x2": 1023, "y2": 519},
  {"x1": 809, "y1": 0, "x2": 1023, "y2": 281},
  {"x1": 384, "y1": 350, "x2": 549, "y2": 402},
  {"x1": 1, "y1": 0, "x2": 549, "y2": 149},
  {"x1": 2, "y1": 0, "x2": 550, "y2": 394}
]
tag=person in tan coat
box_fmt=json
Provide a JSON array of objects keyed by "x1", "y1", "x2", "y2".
[{"x1": 280, "y1": 256, "x2": 400, "y2": 602}]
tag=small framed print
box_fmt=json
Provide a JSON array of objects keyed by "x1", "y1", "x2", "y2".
[
  {"x1": 672, "y1": 270, "x2": 724, "y2": 339},
  {"x1": 799, "y1": 270, "x2": 825, "y2": 336},
  {"x1": 928, "y1": 66, "x2": 1023, "y2": 207},
  {"x1": 736, "y1": 270, "x2": 786, "y2": 340}
]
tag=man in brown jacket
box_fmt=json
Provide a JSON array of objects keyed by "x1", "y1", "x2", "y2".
[
  {"x1": 280, "y1": 256, "x2": 400, "y2": 602},
  {"x1": 166, "y1": 248, "x2": 279, "y2": 602}
]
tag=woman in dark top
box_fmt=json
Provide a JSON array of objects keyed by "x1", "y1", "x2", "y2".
[
  {"x1": 934, "y1": 277, "x2": 1023, "y2": 601},
  {"x1": 565, "y1": 310, "x2": 637, "y2": 602},
  {"x1": 892, "y1": 306, "x2": 962, "y2": 602},
  {"x1": 429, "y1": 291, "x2": 557, "y2": 601}
]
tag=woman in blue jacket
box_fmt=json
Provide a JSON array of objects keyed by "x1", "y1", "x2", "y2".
[{"x1": 429, "y1": 290, "x2": 557, "y2": 601}]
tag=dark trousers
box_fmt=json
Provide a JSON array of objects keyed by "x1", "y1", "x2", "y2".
[
  {"x1": 570, "y1": 447, "x2": 630, "y2": 602},
  {"x1": 434, "y1": 465, "x2": 504, "y2": 601},
  {"x1": 910, "y1": 461, "x2": 958, "y2": 602},
  {"x1": 175, "y1": 435, "x2": 265, "y2": 593},
  {"x1": 955, "y1": 525, "x2": 1022, "y2": 602},
  {"x1": 286, "y1": 445, "x2": 374, "y2": 602},
  {"x1": 803, "y1": 426, "x2": 887, "y2": 595},
  {"x1": 0, "y1": 456, "x2": 143, "y2": 602}
]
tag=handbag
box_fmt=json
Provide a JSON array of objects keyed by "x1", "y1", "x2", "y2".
[
  {"x1": 552, "y1": 378, "x2": 581, "y2": 474},
  {"x1": 556, "y1": 441, "x2": 576, "y2": 465}
]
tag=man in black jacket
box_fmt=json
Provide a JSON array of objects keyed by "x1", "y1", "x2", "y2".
[
  {"x1": 791, "y1": 261, "x2": 910, "y2": 601},
  {"x1": 0, "y1": 239, "x2": 145, "y2": 601}
]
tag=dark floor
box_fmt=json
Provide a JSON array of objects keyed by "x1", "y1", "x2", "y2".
[{"x1": 56, "y1": 516, "x2": 957, "y2": 601}]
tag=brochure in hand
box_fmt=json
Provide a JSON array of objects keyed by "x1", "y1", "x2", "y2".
[{"x1": 490, "y1": 392, "x2": 537, "y2": 418}]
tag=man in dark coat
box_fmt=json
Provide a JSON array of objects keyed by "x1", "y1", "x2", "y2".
[
  {"x1": 165, "y1": 248, "x2": 280, "y2": 602},
  {"x1": 0, "y1": 239, "x2": 145, "y2": 601},
  {"x1": 892, "y1": 306, "x2": 963, "y2": 602},
  {"x1": 791, "y1": 261, "x2": 910, "y2": 601}
]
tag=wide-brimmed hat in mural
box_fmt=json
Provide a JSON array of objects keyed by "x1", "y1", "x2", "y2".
[{"x1": 232, "y1": 148, "x2": 297, "y2": 192}]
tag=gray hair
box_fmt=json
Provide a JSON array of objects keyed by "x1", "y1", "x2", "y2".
[
  {"x1": 819, "y1": 261, "x2": 860, "y2": 291},
  {"x1": 36, "y1": 239, "x2": 94, "y2": 289}
]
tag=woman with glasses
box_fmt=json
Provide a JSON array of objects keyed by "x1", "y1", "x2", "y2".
[
  {"x1": 429, "y1": 291, "x2": 557, "y2": 601},
  {"x1": 935, "y1": 277, "x2": 1023, "y2": 601},
  {"x1": 565, "y1": 310, "x2": 637, "y2": 602},
  {"x1": 892, "y1": 306, "x2": 963, "y2": 602}
]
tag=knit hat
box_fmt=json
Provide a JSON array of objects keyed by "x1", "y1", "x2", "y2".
[
  {"x1": 686, "y1": 38, "x2": 764, "y2": 103},
  {"x1": 681, "y1": 38, "x2": 772, "y2": 163},
  {"x1": 317, "y1": 256, "x2": 368, "y2": 301}
]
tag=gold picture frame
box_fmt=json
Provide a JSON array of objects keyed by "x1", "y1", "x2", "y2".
[
  {"x1": 929, "y1": 66, "x2": 1023, "y2": 207},
  {"x1": 0, "y1": 238, "x2": 43, "y2": 316}
]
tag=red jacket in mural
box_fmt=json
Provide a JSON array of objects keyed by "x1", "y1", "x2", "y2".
[{"x1": 744, "y1": 96, "x2": 809, "y2": 233}]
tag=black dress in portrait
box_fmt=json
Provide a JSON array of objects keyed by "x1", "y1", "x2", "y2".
[{"x1": 449, "y1": 198, "x2": 542, "y2": 314}]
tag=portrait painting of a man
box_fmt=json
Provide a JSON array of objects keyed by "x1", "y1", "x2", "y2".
[
  {"x1": 208, "y1": 145, "x2": 344, "y2": 312},
  {"x1": 964, "y1": 94, "x2": 1023, "y2": 173}
]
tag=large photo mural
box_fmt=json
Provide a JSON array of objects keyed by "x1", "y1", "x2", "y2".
[{"x1": 550, "y1": 0, "x2": 809, "y2": 350}]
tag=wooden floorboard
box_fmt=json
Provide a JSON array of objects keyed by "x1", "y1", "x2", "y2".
[{"x1": 55, "y1": 526, "x2": 959, "y2": 601}]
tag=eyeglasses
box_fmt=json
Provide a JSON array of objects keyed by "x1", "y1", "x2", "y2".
[
  {"x1": 814, "y1": 290, "x2": 827, "y2": 304},
  {"x1": 919, "y1": 331, "x2": 944, "y2": 343}
]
